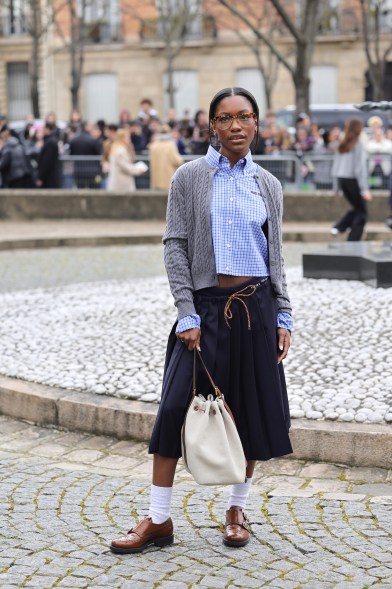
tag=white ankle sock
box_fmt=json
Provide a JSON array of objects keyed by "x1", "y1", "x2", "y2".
[
  {"x1": 148, "y1": 484, "x2": 173, "y2": 524},
  {"x1": 227, "y1": 477, "x2": 253, "y2": 510}
]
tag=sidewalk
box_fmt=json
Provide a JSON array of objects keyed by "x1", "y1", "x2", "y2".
[
  {"x1": 0, "y1": 219, "x2": 390, "y2": 249},
  {"x1": 0, "y1": 414, "x2": 391, "y2": 589}
]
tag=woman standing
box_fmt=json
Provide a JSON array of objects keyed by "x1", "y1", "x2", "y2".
[
  {"x1": 331, "y1": 118, "x2": 372, "y2": 241},
  {"x1": 107, "y1": 128, "x2": 146, "y2": 191},
  {"x1": 149, "y1": 124, "x2": 184, "y2": 190},
  {"x1": 111, "y1": 87, "x2": 293, "y2": 553}
]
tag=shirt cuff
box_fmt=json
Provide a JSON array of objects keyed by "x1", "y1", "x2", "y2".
[
  {"x1": 176, "y1": 314, "x2": 201, "y2": 333},
  {"x1": 277, "y1": 312, "x2": 293, "y2": 331}
]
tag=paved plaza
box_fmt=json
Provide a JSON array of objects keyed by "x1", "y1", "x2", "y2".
[
  {"x1": 0, "y1": 414, "x2": 391, "y2": 589},
  {"x1": 0, "y1": 240, "x2": 391, "y2": 588}
]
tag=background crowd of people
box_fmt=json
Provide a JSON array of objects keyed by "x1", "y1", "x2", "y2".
[{"x1": 1, "y1": 98, "x2": 392, "y2": 200}]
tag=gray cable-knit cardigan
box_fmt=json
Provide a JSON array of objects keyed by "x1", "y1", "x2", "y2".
[{"x1": 163, "y1": 156, "x2": 292, "y2": 321}]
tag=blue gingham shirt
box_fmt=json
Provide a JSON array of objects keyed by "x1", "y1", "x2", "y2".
[{"x1": 176, "y1": 146, "x2": 292, "y2": 333}]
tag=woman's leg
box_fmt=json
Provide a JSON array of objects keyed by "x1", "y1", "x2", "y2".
[
  {"x1": 334, "y1": 209, "x2": 355, "y2": 233},
  {"x1": 153, "y1": 454, "x2": 178, "y2": 486},
  {"x1": 227, "y1": 460, "x2": 257, "y2": 510},
  {"x1": 224, "y1": 460, "x2": 256, "y2": 547},
  {"x1": 246, "y1": 460, "x2": 256, "y2": 479},
  {"x1": 110, "y1": 455, "x2": 178, "y2": 553},
  {"x1": 340, "y1": 178, "x2": 367, "y2": 241},
  {"x1": 334, "y1": 178, "x2": 356, "y2": 233},
  {"x1": 147, "y1": 455, "x2": 179, "y2": 525}
]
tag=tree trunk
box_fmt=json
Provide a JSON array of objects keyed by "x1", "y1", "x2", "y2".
[
  {"x1": 70, "y1": 40, "x2": 79, "y2": 111},
  {"x1": 68, "y1": 1, "x2": 86, "y2": 113},
  {"x1": 30, "y1": 34, "x2": 40, "y2": 117},
  {"x1": 71, "y1": 82, "x2": 79, "y2": 111},
  {"x1": 29, "y1": 0, "x2": 41, "y2": 117},
  {"x1": 166, "y1": 53, "x2": 176, "y2": 109},
  {"x1": 293, "y1": 43, "x2": 311, "y2": 115},
  {"x1": 254, "y1": 49, "x2": 272, "y2": 109},
  {"x1": 372, "y1": 62, "x2": 384, "y2": 101}
]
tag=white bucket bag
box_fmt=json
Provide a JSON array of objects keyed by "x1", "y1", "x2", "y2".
[{"x1": 181, "y1": 349, "x2": 247, "y2": 485}]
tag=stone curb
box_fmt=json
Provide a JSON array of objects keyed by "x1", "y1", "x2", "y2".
[
  {"x1": 0, "y1": 234, "x2": 163, "y2": 250},
  {"x1": 1, "y1": 375, "x2": 391, "y2": 468},
  {"x1": 0, "y1": 229, "x2": 391, "y2": 250}
]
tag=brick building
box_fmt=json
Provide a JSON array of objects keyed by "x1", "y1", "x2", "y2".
[{"x1": 1, "y1": 0, "x2": 392, "y2": 124}]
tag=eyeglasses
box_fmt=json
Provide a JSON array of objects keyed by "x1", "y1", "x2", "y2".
[{"x1": 212, "y1": 112, "x2": 256, "y2": 130}]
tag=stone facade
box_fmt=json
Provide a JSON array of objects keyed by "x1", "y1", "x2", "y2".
[{"x1": 0, "y1": 1, "x2": 391, "y2": 122}]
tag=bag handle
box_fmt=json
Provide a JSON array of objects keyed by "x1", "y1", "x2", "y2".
[{"x1": 192, "y1": 348, "x2": 223, "y2": 399}]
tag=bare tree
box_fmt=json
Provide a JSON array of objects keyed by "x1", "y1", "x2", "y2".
[
  {"x1": 54, "y1": 0, "x2": 89, "y2": 112},
  {"x1": 213, "y1": 1, "x2": 281, "y2": 109},
  {"x1": 124, "y1": 0, "x2": 202, "y2": 109},
  {"x1": 359, "y1": 0, "x2": 392, "y2": 101},
  {"x1": 0, "y1": 0, "x2": 66, "y2": 117},
  {"x1": 216, "y1": 0, "x2": 323, "y2": 115}
]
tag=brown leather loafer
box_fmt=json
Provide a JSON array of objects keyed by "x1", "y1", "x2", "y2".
[
  {"x1": 110, "y1": 517, "x2": 174, "y2": 554},
  {"x1": 223, "y1": 506, "x2": 251, "y2": 547}
]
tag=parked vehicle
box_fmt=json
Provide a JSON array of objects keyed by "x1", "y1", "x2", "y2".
[{"x1": 275, "y1": 104, "x2": 391, "y2": 133}]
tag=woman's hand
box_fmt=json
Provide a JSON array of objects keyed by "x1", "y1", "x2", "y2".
[
  {"x1": 277, "y1": 328, "x2": 290, "y2": 363},
  {"x1": 362, "y1": 190, "x2": 372, "y2": 202},
  {"x1": 176, "y1": 328, "x2": 201, "y2": 351}
]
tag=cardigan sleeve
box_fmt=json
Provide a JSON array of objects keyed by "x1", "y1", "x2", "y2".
[
  {"x1": 268, "y1": 174, "x2": 293, "y2": 316},
  {"x1": 163, "y1": 169, "x2": 198, "y2": 320}
]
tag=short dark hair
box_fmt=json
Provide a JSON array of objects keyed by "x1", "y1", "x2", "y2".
[
  {"x1": 208, "y1": 87, "x2": 259, "y2": 151},
  {"x1": 45, "y1": 122, "x2": 55, "y2": 131}
]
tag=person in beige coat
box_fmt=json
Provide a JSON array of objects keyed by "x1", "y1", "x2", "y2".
[
  {"x1": 149, "y1": 125, "x2": 183, "y2": 190},
  {"x1": 107, "y1": 128, "x2": 147, "y2": 191}
]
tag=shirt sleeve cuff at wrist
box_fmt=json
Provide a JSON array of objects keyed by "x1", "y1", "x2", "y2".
[
  {"x1": 176, "y1": 314, "x2": 201, "y2": 333},
  {"x1": 277, "y1": 312, "x2": 293, "y2": 331}
]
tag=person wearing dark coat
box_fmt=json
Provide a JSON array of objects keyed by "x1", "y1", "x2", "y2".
[
  {"x1": 36, "y1": 123, "x2": 60, "y2": 188},
  {"x1": 69, "y1": 122, "x2": 102, "y2": 188},
  {"x1": 0, "y1": 127, "x2": 34, "y2": 188}
]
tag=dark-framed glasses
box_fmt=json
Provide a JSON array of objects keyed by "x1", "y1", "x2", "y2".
[{"x1": 212, "y1": 112, "x2": 256, "y2": 130}]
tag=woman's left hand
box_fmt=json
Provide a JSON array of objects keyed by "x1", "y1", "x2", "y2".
[{"x1": 277, "y1": 328, "x2": 291, "y2": 363}]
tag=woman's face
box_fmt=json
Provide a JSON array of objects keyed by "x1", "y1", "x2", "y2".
[{"x1": 211, "y1": 95, "x2": 257, "y2": 163}]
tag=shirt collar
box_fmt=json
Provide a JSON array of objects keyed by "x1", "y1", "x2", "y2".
[{"x1": 205, "y1": 145, "x2": 254, "y2": 173}]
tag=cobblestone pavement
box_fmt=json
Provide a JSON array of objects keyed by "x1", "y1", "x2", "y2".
[{"x1": 0, "y1": 415, "x2": 391, "y2": 589}]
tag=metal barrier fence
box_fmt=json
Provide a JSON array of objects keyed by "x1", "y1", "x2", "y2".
[{"x1": 59, "y1": 153, "x2": 392, "y2": 191}]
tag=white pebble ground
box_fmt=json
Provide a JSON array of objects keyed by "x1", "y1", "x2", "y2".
[{"x1": 0, "y1": 268, "x2": 391, "y2": 424}]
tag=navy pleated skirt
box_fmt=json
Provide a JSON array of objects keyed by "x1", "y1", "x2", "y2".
[{"x1": 148, "y1": 277, "x2": 293, "y2": 461}]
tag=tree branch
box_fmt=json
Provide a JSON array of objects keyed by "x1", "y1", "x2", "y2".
[
  {"x1": 216, "y1": 0, "x2": 295, "y2": 74},
  {"x1": 269, "y1": 0, "x2": 304, "y2": 43}
]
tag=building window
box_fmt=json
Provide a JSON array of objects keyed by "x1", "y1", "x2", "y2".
[
  {"x1": 156, "y1": 0, "x2": 202, "y2": 40},
  {"x1": 235, "y1": 68, "x2": 266, "y2": 119},
  {"x1": 163, "y1": 70, "x2": 199, "y2": 119},
  {"x1": 85, "y1": 73, "x2": 118, "y2": 122},
  {"x1": 77, "y1": 0, "x2": 121, "y2": 43},
  {"x1": 379, "y1": 0, "x2": 392, "y2": 31},
  {"x1": 310, "y1": 65, "x2": 337, "y2": 105},
  {"x1": 1, "y1": 0, "x2": 27, "y2": 36},
  {"x1": 7, "y1": 62, "x2": 32, "y2": 121}
]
